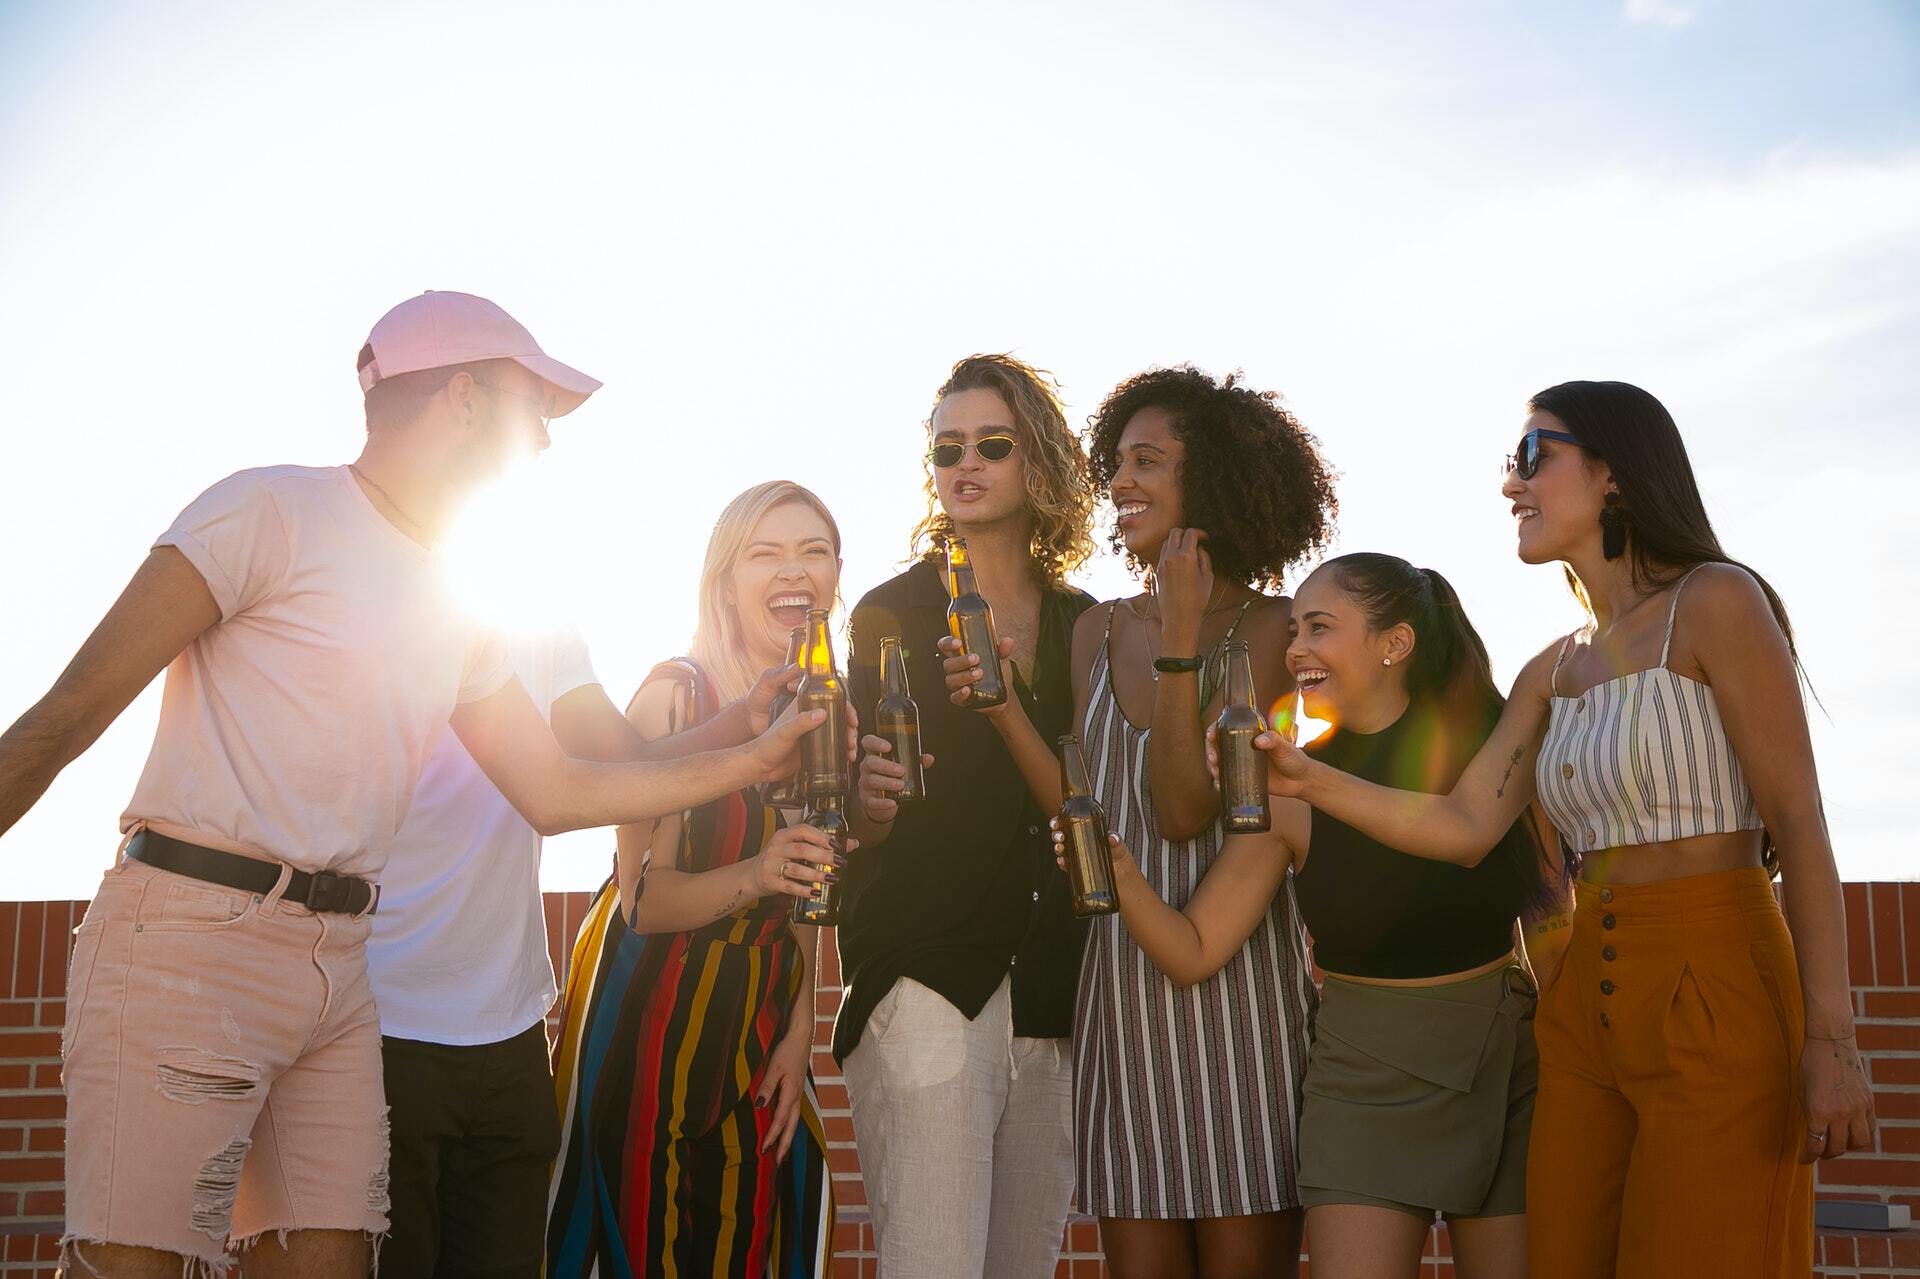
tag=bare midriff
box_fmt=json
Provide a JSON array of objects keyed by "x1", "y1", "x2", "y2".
[
  {"x1": 1578, "y1": 828, "x2": 1766, "y2": 887},
  {"x1": 1332, "y1": 949, "x2": 1519, "y2": 990}
]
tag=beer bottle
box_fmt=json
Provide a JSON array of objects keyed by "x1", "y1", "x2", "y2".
[
  {"x1": 797, "y1": 608, "x2": 850, "y2": 798},
  {"x1": 1215, "y1": 639, "x2": 1271, "y2": 833},
  {"x1": 945, "y1": 538, "x2": 1008, "y2": 710},
  {"x1": 1056, "y1": 734, "x2": 1118, "y2": 917},
  {"x1": 763, "y1": 627, "x2": 807, "y2": 807},
  {"x1": 875, "y1": 636, "x2": 927, "y2": 804},
  {"x1": 791, "y1": 794, "x2": 847, "y2": 927}
]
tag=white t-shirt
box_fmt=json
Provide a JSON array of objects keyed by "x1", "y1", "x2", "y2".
[
  {"x1": 121, "y1": 465, "x2": 513, "y2": 879},
  {"x1": 368, "y1": 629, "x2": 598, "y2": 1045}
]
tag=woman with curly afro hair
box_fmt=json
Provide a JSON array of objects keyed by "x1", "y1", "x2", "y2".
[{"x1": 940, "y1": 365, "x2": 1336, "y2": 1278}]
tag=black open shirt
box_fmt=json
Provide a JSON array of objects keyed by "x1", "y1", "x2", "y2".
[{"x1": 831, "y1": 558, "x2": 1094, "y2": 1063}]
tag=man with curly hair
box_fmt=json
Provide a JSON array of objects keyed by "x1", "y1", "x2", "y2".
[
  {"x1": 941, "y1": 365, "x2": 1337, "y2": 1278},
  {"x1": 838, "y1": 353, "x2": 1098, "y2": 1278}
]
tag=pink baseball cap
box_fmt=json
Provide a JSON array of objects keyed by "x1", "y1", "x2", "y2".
[{"x1": 357, "y1": 290, "x2": 602, "y2": 417}]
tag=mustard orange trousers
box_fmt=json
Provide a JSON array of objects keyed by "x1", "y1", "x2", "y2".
[{"x1": 1527, "y1": 867, "x2": 1813, "y2": 1277}]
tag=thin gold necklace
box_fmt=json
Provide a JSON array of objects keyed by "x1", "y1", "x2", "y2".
[{"x1": 350, "y1": 463, "x2": 429, "y2": 537}]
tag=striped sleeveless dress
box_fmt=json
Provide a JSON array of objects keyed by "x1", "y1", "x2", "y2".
[
  {"x1": 547, "y1": 659, "x2": 833, "y2": 1279},
  {"x1": 1074, "y1": 604, "x2": 1317, "y2": 1218}
]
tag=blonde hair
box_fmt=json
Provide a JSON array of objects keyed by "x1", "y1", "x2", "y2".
[
  {"x1": 908, "y1": 354, "x2": 1096, "y2": 585},
  {"x1": 689, "y1": 481, "x2": 843, "y2": 704}
]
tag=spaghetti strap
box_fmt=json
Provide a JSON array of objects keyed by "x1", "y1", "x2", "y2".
[
  {"x1": 1222, "y1": 597, "x2": 1256, "y2": 641},
  {"x1": 1548, "y1": 633, "x2": 1577, "y2": 698},
  {"x1": 1660, "y1": 566, "x2": 1706, "y2": 667}
]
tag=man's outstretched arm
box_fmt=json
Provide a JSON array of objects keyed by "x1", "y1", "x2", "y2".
[
  {"x1": 451, "y1": 678, "x2": 825, "y2": 836},
  {"x1": 0, "y1": 548, "x2": 219, "y2": 840}
]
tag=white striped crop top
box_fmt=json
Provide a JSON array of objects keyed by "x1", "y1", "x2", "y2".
[{"x1": 1535, "y1": 567, "x2": 1763, "y2": 855}]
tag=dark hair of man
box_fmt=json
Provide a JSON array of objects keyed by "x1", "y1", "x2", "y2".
[
  {"x1": 1527, "y1": 380, "x2": 1801, "y2": 663},
  {"x1": 1322, "y1": 551, "x2": 1556, "y2": 910},
  {"x1": 1086, "y1": 366, "x2": 1337, "y2": 591},
  {"x1": 357, "y1": 344, "x2": 517, "y2": 433}
]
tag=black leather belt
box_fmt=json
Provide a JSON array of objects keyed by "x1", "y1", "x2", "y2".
[{"x1": 127, "y1": 830, "x2": 379, "y2": 916}]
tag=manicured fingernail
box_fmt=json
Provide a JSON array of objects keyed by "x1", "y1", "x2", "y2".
[{"x1": 756, "y1": 1096, "x2": 767, "y2": 1109}]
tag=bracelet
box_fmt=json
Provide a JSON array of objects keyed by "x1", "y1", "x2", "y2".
[{"x1": 1805, "y1": 1029, "x2": 1856, "y2": 1043}]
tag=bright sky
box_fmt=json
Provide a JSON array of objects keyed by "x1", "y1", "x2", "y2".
[{"x1": 1, "y1": 0, "x2": 1915, "y2": 900}]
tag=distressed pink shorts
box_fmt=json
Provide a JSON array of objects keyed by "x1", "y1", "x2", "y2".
[{"x1": 61, "y1": 857, "x2": 389, "y2": 1274}]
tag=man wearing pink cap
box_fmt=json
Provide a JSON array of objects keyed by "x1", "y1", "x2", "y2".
[{"x1": 0, "y1": 292, "x2": 837, "y2": 1279}]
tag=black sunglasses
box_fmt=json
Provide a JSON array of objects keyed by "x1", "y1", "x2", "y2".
[
  {"x1": 928, "y1": 435, "x2": 1017, "y2": 468},
  {"x1": 1504, "y1": 428, "x2": 1582, "y2": 480}
]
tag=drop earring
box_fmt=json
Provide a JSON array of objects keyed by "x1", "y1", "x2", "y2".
[{"x1": 1600, "y1": 492, "x2": 1629, "y2": 560}]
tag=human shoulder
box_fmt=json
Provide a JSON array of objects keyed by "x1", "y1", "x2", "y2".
[
  {"x1": 1514, "y1": 633, "x2": 1576, "y2": 704},
  {"x1": 851, "y1": 560, "x2": 945, "y2": 646},
  {"x1": 1674, "y1": 562, "x2": 1783, "y2": 661},
  {"x1": 625, "y1": 660, "x2": 699, "y2": 740},
  {"x1": 224, "y1": 463, "x2": 351, "y2": 509},
  {"x1": 1238, "y1": 592, "x2": 1292, "y2": 639},
  {"x1": 1677, "y1": 562, "x2": 1773, "y2": 628}
]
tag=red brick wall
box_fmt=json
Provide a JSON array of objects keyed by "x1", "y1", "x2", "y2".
[{"x1": 6, "y1": 887, "x2": 1918, "y2": 1277}]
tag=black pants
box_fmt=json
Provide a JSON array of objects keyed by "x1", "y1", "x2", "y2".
[{"x1": 381, "y1": 1022, "x2": 561, "y2": 1279}]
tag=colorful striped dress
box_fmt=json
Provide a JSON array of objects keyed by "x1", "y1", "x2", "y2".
[
  {"x1": 1073, "y1": 604, "x2": 1317, "y2": 1218},
  {"x1": 547, "y1": 659, "x2": 833, "y2": 1279}
]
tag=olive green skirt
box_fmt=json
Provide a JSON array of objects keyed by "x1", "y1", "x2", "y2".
[{"x1": 1297, "y1": 963, "x2": 1538, "y2": 1219}]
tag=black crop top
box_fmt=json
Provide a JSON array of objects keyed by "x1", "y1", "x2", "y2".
[{"x1": 1292, "y1": 704, "x2": 1535, "y2": 980}]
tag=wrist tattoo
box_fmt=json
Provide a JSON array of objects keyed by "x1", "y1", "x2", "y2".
[
  {"x1": 1495, "y1": 746, "x2": 1525, "y2": 799},
  {"x1": 712, "y1": 889, "x2": 745, "y2": 921}
]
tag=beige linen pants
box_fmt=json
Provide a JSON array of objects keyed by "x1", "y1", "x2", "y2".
[{"x1": 843, "y1": 976, "x2": 1074, "y2": 1279}]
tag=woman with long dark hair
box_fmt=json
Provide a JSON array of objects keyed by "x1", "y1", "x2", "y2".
[
  {"x1": 1243, "y1": 382, "x2": 1875, "y2": 1277},
  {"x1": 944, "y1": 366, "x2": 1334, "y2": 1279},
  {"x1": 1091, "y1": 553, "x2": 1562, "y2": 1278}
]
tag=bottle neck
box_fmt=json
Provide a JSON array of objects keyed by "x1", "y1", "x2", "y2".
[
  {"x1": 881, "y1": 641, "x2": 908, "y2": 696},
  {"x1": 1060, "y1": 741, "x2": 1092, "y2": 798},
  {"x1": 1225, "y1": 647, "x2": 1255, "y2": 707},
  {"x1": 805, "y1": 614, "x2": 835, "y2": 675}
]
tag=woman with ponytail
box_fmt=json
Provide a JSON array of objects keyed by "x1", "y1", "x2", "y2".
[
  {"x1": 1092, "y1": 554, "x2": 1562, "y2": 1278},
  {"x1": 1242, "y1": 382, "x2": 1875, "y2": 1277}
]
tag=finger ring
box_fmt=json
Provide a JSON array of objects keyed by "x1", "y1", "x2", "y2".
[
  {"x1": 1806, "y1": 1127, "x2": 1828, "y2": 1140},
  {"x1": 781, "y1": 862, "x2": 794, "y2": 881}
]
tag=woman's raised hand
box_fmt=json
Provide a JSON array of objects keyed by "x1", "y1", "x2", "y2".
[
  {"x1": 1154, "y1": 528, "x2": 1214, "y2": 644},
  {"x1": 750, "y1": 822, "x2": 851, "y2": 900},
  {"x1": 1205, "y1": 721, "x2": 1314, "y2": 798}
]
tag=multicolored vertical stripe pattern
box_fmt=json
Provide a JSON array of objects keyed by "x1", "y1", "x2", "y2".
[{"x1": 547, "y1": 660, "x2": 833, "y2": 1278}]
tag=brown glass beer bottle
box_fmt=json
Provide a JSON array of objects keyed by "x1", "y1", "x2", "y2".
[
  {"x1": 875, "y1": 636, "x2": 926, "y2": 804},
  {"x1": 790, "y1": 794, "x2": 847, "y2": 927},
  {"x1": 945, "y1": 538, "x2": 1008, "y2": 710},
  {"x1": 763, "y1": 626, "x2": 806, "y2": 807},
  {"x1": 797, "y1": 609, "x2": 850, "y2": 799},
  {"x1": 1215, "y1": 639, "x2": 1271, "y2": 833},
  {"x1": 1057, "y1": 734, "x2": 1118, "y2": 917}
]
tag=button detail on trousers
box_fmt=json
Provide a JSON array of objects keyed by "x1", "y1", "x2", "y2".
[
  {"x1": 1599, "y1": 887, "x2": 1614, "y2": 903},
  {"x1": 1602, "y1": 914, "x2": 1617, "y2": 930},
  {"x1": 1602, "y1": 945, "x2": 1616, "y2": 961},
  {"x1": 1600, "y1": 979, "x2": 1615, "y2": 995}
]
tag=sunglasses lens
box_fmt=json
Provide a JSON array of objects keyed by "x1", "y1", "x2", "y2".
[
  {"x1": 976, "y1": 436, "x2": 1015, "y2": 462},
  {"x1": 931, "y1": 443, "x2": 965, "y2": 468}
]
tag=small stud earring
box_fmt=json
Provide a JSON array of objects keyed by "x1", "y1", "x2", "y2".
[{"x1": 1383, "y1": 657, "x2": 1393, "y2": 667}]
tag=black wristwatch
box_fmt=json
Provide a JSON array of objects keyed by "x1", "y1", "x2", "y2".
[{"x1": 1153, "y1": 655, "x2": 1205, "y2": 674}]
